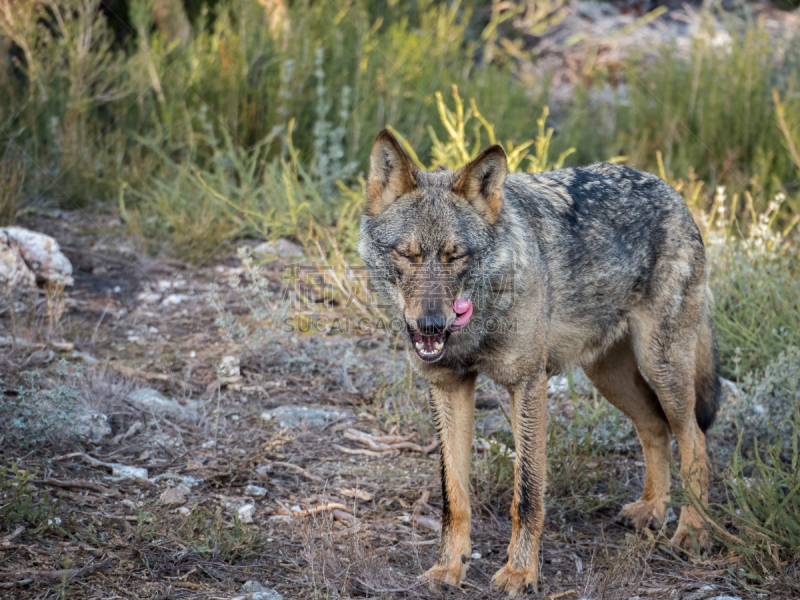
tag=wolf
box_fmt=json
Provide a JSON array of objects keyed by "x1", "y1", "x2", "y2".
[{"x1": 358, "y1": 130, "x2": 720, "y2": 596}]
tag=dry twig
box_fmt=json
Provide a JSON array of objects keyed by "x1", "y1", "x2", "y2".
[{"x1": 0, "y1": 558, "x2": 113, "y2": 588}]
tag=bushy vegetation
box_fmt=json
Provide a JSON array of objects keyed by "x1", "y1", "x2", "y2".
[
  {"x1": 1, "y1": 0, "x2": 798, "y2": 258},
  {"x1": 2, "y1": 0, "x2": 800, "y2": 591},
  {"x1": 0, "y1": 361, "x2": 82, "y2": 448}
]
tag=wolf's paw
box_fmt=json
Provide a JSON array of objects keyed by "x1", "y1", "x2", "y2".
[
  {"x1": 619, "y1": 499, "x2": 666, "y2": 531},
  {"x1": 670, "y1": 521, "x2": 710, "y2": 552},
  {"x1": 420, "y1": 558, "x2": 467, "y2": 591},
  {"x1": 491, "y1": 564, "x2": 538, "y2": 597}
]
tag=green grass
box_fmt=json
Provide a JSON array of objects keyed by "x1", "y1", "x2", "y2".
[
  {"x1": 0, "y1": 464, "x2": 63, "y2": 535},
  {"x1": 1, "y1": 1, "x2": 797, "y2": 255},
  {"x1": 559, "y1": 18, "x2": 800, "y2": 213}
]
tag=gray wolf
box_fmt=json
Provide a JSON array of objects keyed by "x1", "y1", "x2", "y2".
[{"x1": 358, "y1": 130, "x2": 720, "y2": 596}]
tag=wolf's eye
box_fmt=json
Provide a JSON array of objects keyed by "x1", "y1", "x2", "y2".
[
  {"x1": 391, "y1": 248, "x2": 409, "y2": 261},
  {"x1": 447, "y1": 252, "x2": 468, "y2": 263},
  {"x1": 392, "y1": 248, "x2": 420, "y2": 263}
]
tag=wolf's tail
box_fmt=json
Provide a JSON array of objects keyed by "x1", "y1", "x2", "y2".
[{"x1": 695, "y1": 301, "x2": 721, "y2": 433}]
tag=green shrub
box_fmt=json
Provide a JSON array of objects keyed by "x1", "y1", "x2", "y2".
[
  {"x1": 0, "y1": 464, "x2": 62, "y2": 534},
  {"x1": 0, "y1": 361, "x2": 82, "y2": 448},
  {"x1": 560, "y1": 17, "x2": 800, "y2": 212},
  {"x1": 707, "y1": 189, "x2": 800, "y2": 376},
  {"x1": 721, "y1": 417, "x2": 800, "y2": 574}
]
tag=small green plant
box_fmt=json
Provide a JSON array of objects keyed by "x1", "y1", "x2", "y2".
[
  {"x1": 707, "y1": 188, "x2": 800, "y2": 376},
  {"x1": 0, "y1": 464, "x2": 62, "y2": 534},
  {"x1": 716, "y1": 347, "x2": 800, "y2": 449},
  {"x1": 388, "y1": 85, "x2": 577, "y2": 173},
  {"x1": 0, "y1": 360, "x2": 83, "y2": 448},
  {"x1": 182, "y1": 505, "x2": 262, "y2": 561},
  {"x1": 471, "y1": 432, "x2": 516, "y2": 514},
  {"x1": 0, "y1": 157, "x2": 23, "y2": 226},
  {"x1": 136, "y1": 502, "x2": 264, "y2": 562},
  {"x1": 546, "y1": 388, "x2": 632, "y2": 519},
  {"x1": 720, "y1": 417, "x2": 800, "y2": 573}
]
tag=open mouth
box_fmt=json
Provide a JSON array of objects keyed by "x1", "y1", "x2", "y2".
[
  {"x1": 411, "y1": 299, "x2": 473, "y2": 362},
  {"x1": 412, "y1": 331, "x2": 447, "y2": 362}
]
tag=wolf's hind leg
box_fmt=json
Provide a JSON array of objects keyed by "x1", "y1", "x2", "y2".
[
  {"x1": 635, "y1": 328, "x2": 710, "y2": 550},
  {"x1": 583, "y1": 337, "x2": 672, "y2": 530},
  {"x1": 421, "y1": 374, "x2": 476, "y2": 589}
]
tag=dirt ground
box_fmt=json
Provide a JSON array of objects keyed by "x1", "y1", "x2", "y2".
[{"x1": 1, "y1": 213, "x2": 795, "y2": 600}]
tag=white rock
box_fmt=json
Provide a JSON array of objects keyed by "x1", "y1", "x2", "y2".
[
  {"x1": 238, "y1": 504, "x2": 255, "y2": 523},
  {"x1": 241, "y1": 581, "x2": 283, "y2": 600},
  {"x1": 137, "y1": 292, "x2": 162, "y2": 304},
  {"x1": 162, "y1": 294, "x2": 189, "y2": 306},
  {"x1": 3, "y1": 227, "x2": 73, "y2": 286},
  {"x1": 77, "y1": 410, "x2": 112, "y2": 443},
  {"x1": 245, "y1": 484, "x2": 268, "y2": 497},
  {"x1": 111, "y1": 464, "x2": 149, "y2": 479},
  {"x1": 160, "y1": 487, "x2": 187, "y2": 505},
  {"x1": 252, "y1": 238, "x2": 304, "y2": 258},
  {"x1": 251, "y1": 592, "x2": 283, "y2": 600},
  {"x1": 0, "y1": 229, "x2": 36, "y2": 288},
  {"x1": 471, "y1": 552, "x2": 482, "y2": 560},
  {"x1": 219, "y1": 355, "x2": 243, "y2": 385},
  {"x1": 126, "y1": 388, "x2": 199, "y2": 423}
]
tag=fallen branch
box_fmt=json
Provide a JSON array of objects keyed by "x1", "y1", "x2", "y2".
[
  {"x1": 413, "y1": 490, "x2": 431, "y2": 517},
  {"x1": 0, "y1": 527, "x2": 24, "y2": 546},
  {"x1": 279, "y1": 503, "x2": 351, "y2": 518},
  {"x1": 36, "y1": 478, "x2": 118, "y2": 498},
  {"x1": 413, "y1": 516, "x2": 441, "y2": 532},
  {"x1": 342, "y1": 428, "x2": 427, "y2": 453},
  {"x1": 0, "y1": 558, "x2": 113, "y2": 587},
  {"x1": 51, "y1": 453, "x2": 155, "y2": 487},
  {"x1": 268, "y1": 461, "x2": 325, "y2": 484},
  {"x1": 549, "y1": 591, "x2": 578, "y2": 600},
  {"x1": 332, "y1": 508, "x2": 356, "y2": 524},
  {"x1": 0, "y1": 336, "x2": 73, "y2": 352},
  {"x1": 110, "y1": 363, "x2": 170, "y2": 381},
  {"x1": 332, "y1": 444, "x2": 396, "y2": 458},
  {"x1": 111, "y1": 420, "x2": 143, "y2": 445},
  {"x1": 110, "y1": 363, "x2": 190, "y2": 390}
]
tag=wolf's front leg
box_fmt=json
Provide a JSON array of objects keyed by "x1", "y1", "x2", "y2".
[
  {"x1": 492, "y1": 369, "x2": 548, "y2": 597},
  {"x1": 421, "y1": 373, "x2": 476, "y2": 590}
]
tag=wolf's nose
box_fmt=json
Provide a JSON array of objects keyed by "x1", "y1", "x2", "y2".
[{"x1": 418, "y1": 314, "x2": 446, "y2": 335}]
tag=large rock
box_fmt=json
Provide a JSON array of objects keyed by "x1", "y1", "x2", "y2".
[
  {"x1": 126, "y1": 388, "x2": 199, "y2": 423},
  {"x1": 0, "y1": 229, "x2": 36, "y2": 288},
  {"x1": 252, "y1": 238, "x2": 304, "y2": 259},
  {"x1": 2, "y1": 227, "x2": 73, "y2": 286}
]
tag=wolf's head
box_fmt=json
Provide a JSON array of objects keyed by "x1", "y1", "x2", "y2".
[{"x1": 358, "y1": 130, "x2": 509, "y2": 363}]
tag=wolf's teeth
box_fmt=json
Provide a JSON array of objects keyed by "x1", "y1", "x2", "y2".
[
  {"x1": 415, "y1": 341, "x2": 423, "y2": 350},
  {"x1": 434, "y1": 341, "x2": 443, "y2": 351}
]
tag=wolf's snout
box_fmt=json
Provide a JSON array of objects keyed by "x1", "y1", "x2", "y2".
[{"x1": 417, "y1": 314, "x2": 447, "y2": 335}]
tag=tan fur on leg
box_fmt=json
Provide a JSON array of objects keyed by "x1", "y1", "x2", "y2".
[
  {"x1": 421, "y1": 373, "x2": 476, "y2": 589},
  {"x1": 583, "y1": 337, "x2": 672, "y2": 530}
]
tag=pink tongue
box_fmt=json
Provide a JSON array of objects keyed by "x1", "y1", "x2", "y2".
[{"x1": 451, "y1": 299, "x2": 473, "y2": 328}]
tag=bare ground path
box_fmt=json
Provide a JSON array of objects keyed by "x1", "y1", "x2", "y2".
[{"x1": 0, "y1": 214, "x2": 786, "y2": 599}]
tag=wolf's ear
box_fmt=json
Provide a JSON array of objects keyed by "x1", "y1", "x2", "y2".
[
  {"x1": 453, "y1": 145, "x2": 507, "y2": 224},
  {"x1": 367, "y1": 130, "x2": 416, "y2": 217}
]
